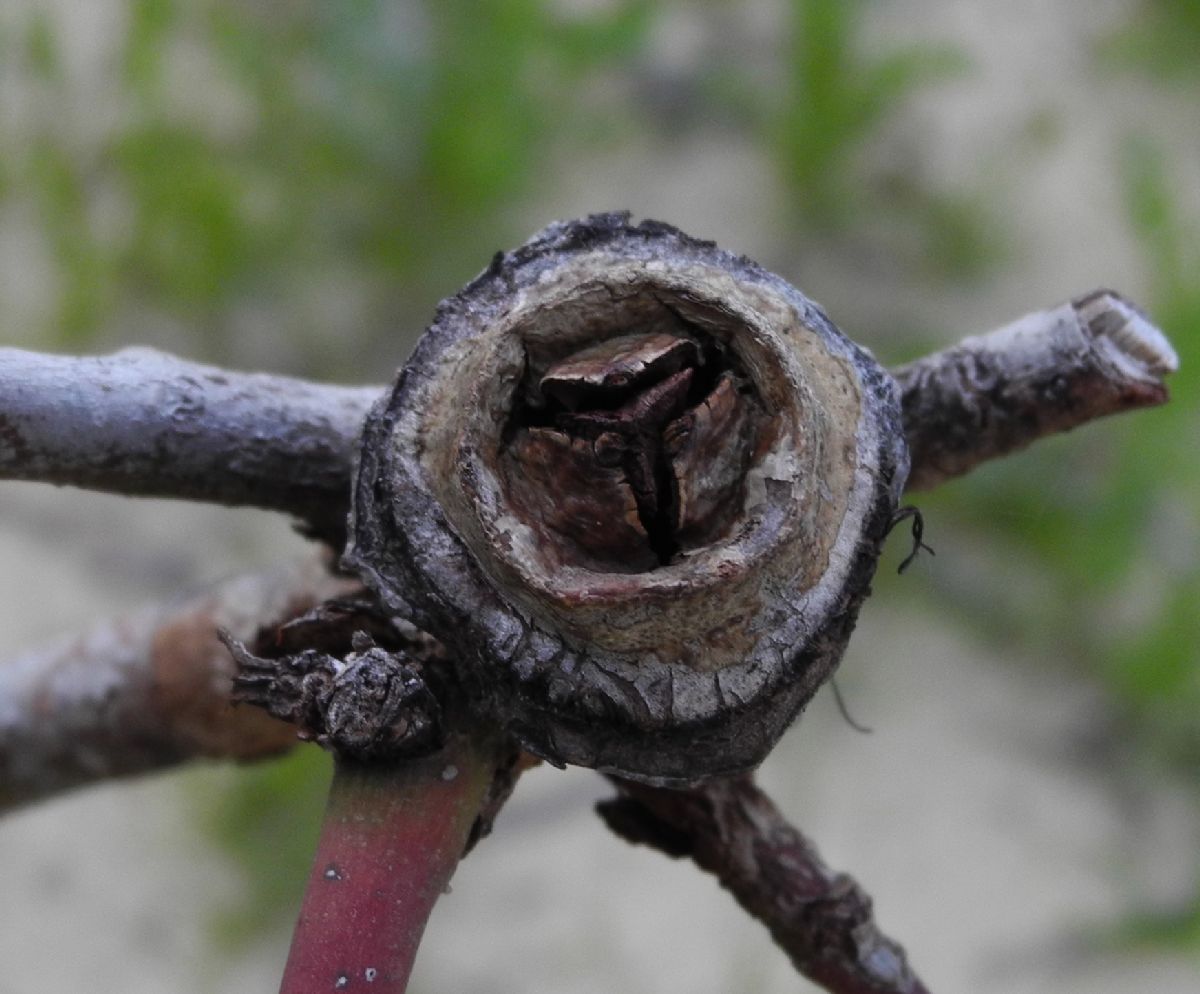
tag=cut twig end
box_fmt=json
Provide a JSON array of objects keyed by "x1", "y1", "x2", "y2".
[
  {"x1": 1073, "y1": 288, "x2": 1179, "y2": 379},
  {"x1": 895, "y1": 288, "x2": 1178, "y2": 492}
]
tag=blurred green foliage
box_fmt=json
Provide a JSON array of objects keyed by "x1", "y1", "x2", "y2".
[
  {"x1": 2, "y1": 0, "x2": 1198, "y2": 956},
  {"x1": 2, "y1": 0, "x2": 651, "y2": 372},
  {"x1": 906, "y1": 14, "x2": 1200, "y2": 945},
  {"x1": 1110, "y1": 140, "x2": 1200, "y2": 763},
  {"x1": 1099, "y1": 0, "x2": 1200, "y2": 80},
  {"x1": 766, "y1": 0, "x2": 1001, "y2": 282},
  {"x1": 914, "y1": 154, "x2": 1200, "y2": 772},
  {"x1": 656, "y1": 0, "x2": 998, "y2": 281},
  {"x1": 770, "y1": 0, "x2": 967, "y2": 229},
  {"x1": 192, "y1": 746, "x2": 333, "y2": 948}
]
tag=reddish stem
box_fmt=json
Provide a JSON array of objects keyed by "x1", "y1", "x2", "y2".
[{"x1": 279, "y1": 734, "x2": 496, "y2": 993}]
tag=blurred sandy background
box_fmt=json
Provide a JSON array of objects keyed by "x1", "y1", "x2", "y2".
[{"x1": 1, "y1": 1, "x2": 1198, "y2": 991}]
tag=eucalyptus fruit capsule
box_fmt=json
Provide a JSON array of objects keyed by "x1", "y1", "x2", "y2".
[{"x1": 346, "y1": 214, "x2": 908, "y2": 786}]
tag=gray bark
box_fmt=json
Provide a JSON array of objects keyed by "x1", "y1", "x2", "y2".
[
  {"x1": 601, "y1": 775, "x2": 931, "y2": 994},
  {"x1": 0, "y1": 346, "x2": 380, "y2": 544},
  {"x1": 0, "y1": 288, "x2": 1176, "y2": 806},
  {"x1": 0, "y1": 560, "x2": 350, "y2": 813},
  {"x1": 894, "y1": 289, "x2": 1177, "y2": 491}
]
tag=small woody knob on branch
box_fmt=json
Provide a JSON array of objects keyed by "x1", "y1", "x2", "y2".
[{"x1": 345, "y1": 214, "x2": 909, "y2": 785}]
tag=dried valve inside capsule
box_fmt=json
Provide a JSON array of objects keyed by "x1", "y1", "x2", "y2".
[{"x1": 502, "y1": 330, "x2": 765, "y2": 573}]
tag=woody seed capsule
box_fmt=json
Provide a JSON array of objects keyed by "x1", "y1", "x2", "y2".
[{"x1": 345, "y1": 214, "x2": 908, "y2": 785}]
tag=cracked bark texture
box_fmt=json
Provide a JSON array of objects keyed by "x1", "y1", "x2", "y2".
[
  {"x1": 600, "y1": 775, "x2": 931, "y2": 994},
  {"x1": 347, "y1": 213, "x2": 909, "y2": 786}
]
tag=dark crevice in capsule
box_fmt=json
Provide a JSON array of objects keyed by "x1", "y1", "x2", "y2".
[{"x1": 504, "y1": 328, "x2": 759, "y2": 571}]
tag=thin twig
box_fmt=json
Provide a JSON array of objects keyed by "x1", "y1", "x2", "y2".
[
  {"x1": 0, "y1": 559, "x2": 351, "y2": 813},
  {"x1": 599, "y1": 776, "x2": 932, "y2": 994},
  {"x1": 0, "y1": 346, "x2": 380, "y2": 544},
  {"x1": 894, "y1": 290, "x2": 1177, "y2": 491}
]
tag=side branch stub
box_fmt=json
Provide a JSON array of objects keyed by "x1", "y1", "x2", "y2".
[{"x1": 894, "y1": 289, "x2": 1177, "y2": 490}]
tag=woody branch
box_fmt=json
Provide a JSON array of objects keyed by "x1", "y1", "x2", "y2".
[
  {"x1": 0, "y1": 288, "x2": 1177, "y2": 994},
  {"x1": 0, "y1": 290, "x2": 1175, "y2": 556},
  {"x1": 0, "y1": 289, "x2": 1176, "y2": 802}
]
